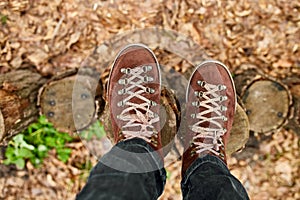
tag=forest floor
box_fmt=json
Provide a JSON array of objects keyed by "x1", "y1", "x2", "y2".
[{"x1": 0, "y1": 0, "x2": 300, "y2": 199}]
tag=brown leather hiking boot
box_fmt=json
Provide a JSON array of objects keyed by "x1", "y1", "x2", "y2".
[
  {"x1": 107, "y1": 44, "x2": 163, "y2": 157},
  {"x1": 182, "y1": 61, "x2": 236, "y2": 176}
]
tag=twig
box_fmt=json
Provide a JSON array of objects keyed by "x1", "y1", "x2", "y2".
[{"x1": 52, "y1": 15, "x2": 65, "y2": 41}]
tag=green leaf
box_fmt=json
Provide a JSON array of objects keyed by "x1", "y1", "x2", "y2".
[
  {"x1": 4, "y1": 146, "x2": 16, "y2": 160},
  {"x1": 56, "y1": 137, "x2": 65, "y2": 146},
  {"x1": 97, "y1": 122, "x2": 106, "y2": 138},
  {"x1": 45, "y1": 137, "x2": 56, "y2": 147},
  {"x1": 30, "y1": 157, "x2": 42, "y2": 166},
  {"x1": 38, "y1": 115, "x2": 53, "y2": 126},
  {"x1": 18, "y1": 148, "x2": 34, "y2": 158},
  {"x1": 3, "y1": 158, "x2": 12, "y2": 165},
  {"x1": 14, "y1": 158, "x2": 25, "y2": 169},
  {"x1": 56, "y1": 148, "x2": 71, "y2": 163},
  {"x1": 27, "y1": 126, "x2": 33, "y2": 134},
  {"x1": 79, "y1": 130, "x2": 92, "y2": 140},
  {"x1": 13, "y1": 134, "x2": 25, "y2": 145},
  {"x1": 166, "y1": 170, "x2": 171, "y2": 180},
  {"x1": 36, "y1": 149, "x2": 48, "y2": 159},
  {"x1": 30, "y1": 123, "x2": 42, "y2": 130},
  {"x1": 61, "y1": 133, "x2": 73, "y2": 142},
  {"x1": 43, "y1": 127, "x2": 55, "y2": 134},
  {"x1": 1, "y1": 15, "x2": 8, "y2": 25},
  {"x1": 12, "y1": 134, "x2": 35, "y2": 150},
  {"x1": 38, "y1": 144, "x2": 47, "y2": 152},
  {"x1": 79, "y1": 121, "x2": 106, "y2": 141},
  {"x1": 20, "y1": 142, "x2": 35, "y2": 151},
  {"x1": 4, "y1": 115, "x2": 73, "y2": 169}
]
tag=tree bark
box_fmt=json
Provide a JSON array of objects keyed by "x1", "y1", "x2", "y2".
[{"x1": 0, "y1": 69, "x2": 47, "y2": 144}]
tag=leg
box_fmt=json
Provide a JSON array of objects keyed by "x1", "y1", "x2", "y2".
[
  {"x1": 182, "y1": 61, "x2": 249, "y2": 199},
  {"x1": 181, "y1": 155, "x2": 249, "y2": 200},
  {"x1": 77, "y1": 138, "x2": 166, "y2": 200},
  {"x1": 77, "y1": 44, "x2": 165, "y2": 199}
]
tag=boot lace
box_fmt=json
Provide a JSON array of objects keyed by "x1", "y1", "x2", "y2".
[
  {"x1": 116, "y1": 65, "x2": 159, "y2": 143},
  {"x1": 189, "y1": 80, "x2": 228, "y2": 156}
]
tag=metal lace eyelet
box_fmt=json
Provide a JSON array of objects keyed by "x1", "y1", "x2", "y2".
[
  {"x1": 218, "y1": 84, "x2": 227, "y2": 91},
  {"x1": 120, "y1": 68, "x2": 131, "y2": 74},
  {"x1": 222, "y1": 116, "x2": 228, "y2": 121},
  {"x1": 149, "y1": 112, "x2": 158, "y2": 118},
  {"x1": 220, "y1": 105, "x2": 227, "y2": 111},
  {"x1": 150, "y1": 101, "x2": 157, "y2": 106},
  {"x1": 117, "y1": 101, "x2": 125, "y2": 107},
  {"x1": 192, "y1": 101, "x2": 201, "y2": 107},
  {"x1": 143, "y1": 65, "x2": 152, "y2": 72},
  {"x1": 194, "y1": 91, "x2": 204, "y2": 98},
  {"x1": 143, "y1": 76, "x2": 154, "y2": 82},
  {"x1": 118, "y1": 88, "x2": 126, "y2": 95},
  {"x1": 145, "y1": 87, "x2": 155, "y2": 94},
  {"x1": 219, "y1": 96, "x2": 228, "y2": 102},
  {"x1": 118, "y1": 78, "x2": 128, "y2": 85},
  {"x1": 119, "y1": 129, "x2": 124, "y2": 139},
  {"x1": 190, "y1": 149, "x2": 196, "y2": 156},
  {"x1": 197, "y1": 80, "x2": 206, "y2": 87},
  {"x1": 190, "y1": 141, "x2": 194, "y2": 147},
  {"x1": 219, "y1": 152, "x2": 225, "y2": 158},
  {"x1": 191, "y1": 113, "x2": 196, "y2": 119},
  {"x1": 152, "y1": 139, "x2": 158, "y2": 145}
]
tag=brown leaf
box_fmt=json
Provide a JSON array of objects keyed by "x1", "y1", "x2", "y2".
[
  {"x1": 27, "y1": 49, "x2": 49, "y2": 66},
  {"x1": 67, "y1": 32, "x2": 81, "y2": 49}
]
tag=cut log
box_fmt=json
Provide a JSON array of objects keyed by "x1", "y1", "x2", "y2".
[
  {"x1": 242, "y1": 79, "x2": 291, "y2": 133},
  {"x1": 282, "y1": 76, "x2": 300, "y2": 136},
  {"x1": 38, "y1": 67, "x2": 104, "y2": 133},
  {"x1": 233, "y1": 67, "x2": 262, "y2": 96},
  {"x1": 226, "y1": 103, "x2": 250, "y2": 155},
  {"x1": 234, "y1": 68, "x2": 293, "y2": 134},
  {"x1": 289, "y1": 83, "x2": 300, "y2": 121},
  {"x1": 0, "y1": 69, "x2": 47, "y2": 145}
]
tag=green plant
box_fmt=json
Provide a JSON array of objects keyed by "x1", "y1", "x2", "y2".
[
  {"x1": 1, "y1": 14, "x2": 8, "y2": 25},
  {"x1": 3, "y1": 116, "x2": 73, "y2": 169},
  {"x1": 166, "y1": 169, "x2": 172, "y2": 180},
  {"x1": 79, "y1": 120, "x2": 106, "y2": 141},
  {"x1": 78, "y1": 160, "x2": 94, "y2": 182}
]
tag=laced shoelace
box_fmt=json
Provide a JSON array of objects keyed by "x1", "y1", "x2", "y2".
[
  {"x1": 116, "y1": 65, "x2": 159, "y2": 143},
  {"x1": 190, "y1": 80, "x2": 228, "y2": 156}
]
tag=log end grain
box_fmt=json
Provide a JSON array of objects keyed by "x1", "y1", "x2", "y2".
[
  {"x1": 242, "y1": 80, "x2": 290, "y2": 133},
  {"x1": 39, "y1": 68, "x2": 103, "y2": 133}
]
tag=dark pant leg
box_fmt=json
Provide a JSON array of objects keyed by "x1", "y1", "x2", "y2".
[
  {"x1": 76, "y1": 138, "x2": 166, "y2": 200},
  {"x1": 181, "y1": 155, "x2": 249, "y2": 200}
]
